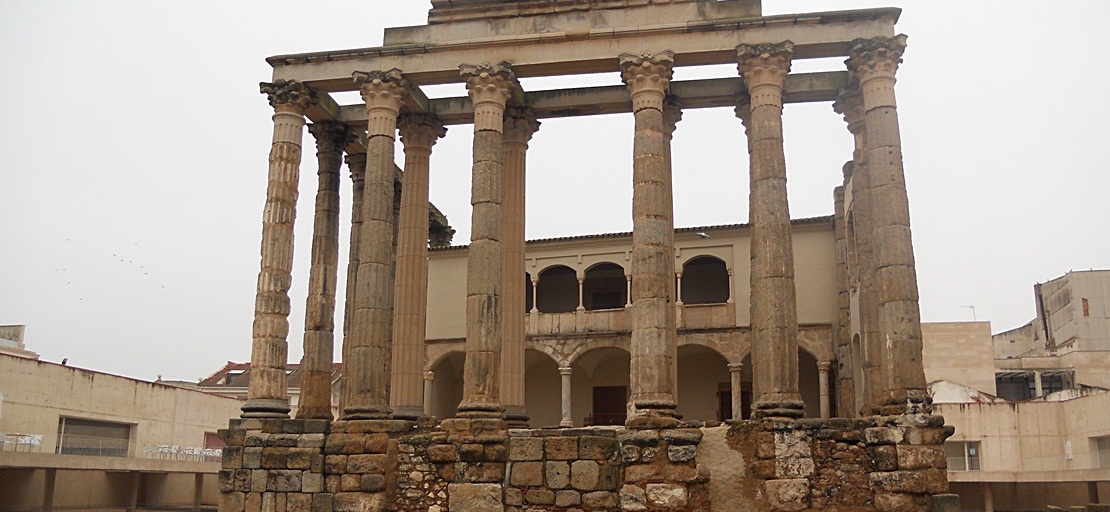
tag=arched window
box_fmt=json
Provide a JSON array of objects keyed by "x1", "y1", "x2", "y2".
[
  {"x1": 681, "y1": 256, "x2": 729, "y2": 304},
  {"x1": 583, "y1": 263, "x2": 627, "y2": 311},
  {"x1": 536, "y1": 265, "x2": 578, "y2": 313}
]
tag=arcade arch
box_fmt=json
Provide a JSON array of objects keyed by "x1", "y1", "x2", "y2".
[
  {"x1": 536, "y1": 265, "x2": 577, "y2": 313},
  {"x1": 582, "y1": 262, "x2": 627, "y2": 311},
  {"x1": 680, "y1": 255, "x2": 730, "y2": 305},
  {"x1": 675, "y1": 344, "x2": 731, "y2": 422}
]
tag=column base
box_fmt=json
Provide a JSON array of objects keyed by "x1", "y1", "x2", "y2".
[
  {"x1": 340, "y1": 405, "x2": 391, "y2": 420},
  {"x1": 391, "y1": 405, "x2": 425, "y2": 421},
  {"x1": 293, "y1": 406, "x2": 333, "y2": 421},
  {"x1": 240, "y1": 398, "x2": 290, "y2": 419},
  {"x1": 879, "y1": 388, "x2": 933, "y2": 416},
  {"x1": 504, "y1": 406, "x2": 530, "y2": 428},
  {"x1": 750, "y1": 396, "x2": 805, "y2": 420},
  {"x1": 457, "y1": 398, "x2": 505, "y2": 419}
]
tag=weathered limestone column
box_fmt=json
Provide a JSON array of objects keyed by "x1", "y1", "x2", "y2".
[
  {"x1": 390, "y1": 114, "x2": 446, "y2": 420},
  {"x1": 343, "y1": 69, "x2": 408, "y2": 420},
  {"x1": 728, "y1": 362, "x2": 744, "y2": 421},
  {"x1": 834, "y1": 85, "x2": 883, "y2": 415},
  {"x1": 833, "y1": 175, "x2": 855, "y2": 418},
  {"x1": 1034, "y1": 370, "x2": 1043, "y2": 398},
  {"x1": 457, "y1": 62, "x2": 517, "y2": 419},
  {"x1": 847, "y1": 35, "x2": 930, "y2": 414},
  {"x1": 297, "y1": 121, "x2": 350, "y2": 420},
  {"x1": 559, "y1": 366, "x2": 574, "y2": 427},
  {"x1": 738, "y1": 42, "x2": 805, "y2": 419},
  {"x1": 662, "y1": 102, "x2": 683, "y2": 396},
  {"x1": 817, "y1": 360, "x2": 832, "y2": 419},
  {"x1": 423, "y1": 371, "x2": 435, "y2": 417},
  {"x1": 501, "y1": 108, "x2": 539, "y2": 426},
  {"x1": 243, "y1": 80, "x2": 315, "y2": 418},
  {"x1": 620, "y1": 51, "x2": 679, "y2": 424},
  {"x1": 338, "y1": 150, "x2": 366, "y2": 414}
]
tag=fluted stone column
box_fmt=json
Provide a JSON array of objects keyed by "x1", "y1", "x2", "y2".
[
  {"x1": 833, "y1": 176, "x2": 855, "y2": 418},
  {"x1": 501, "y1": 108, "x2": 539, "y2": 427},
  {"x1": 817, "y1": 361, "x2": 832, "y2": 419},
  {"x1": 389, "y1": 114, "x2": 446, "y2": 420},
  {"x1": 296, "y1": 121, "x2": 350, "y2": 420},
  {"x1": 662, "y1": 103, "x2": 683, "y2": 395},
  {"x1": 343, "y1": 69, "x2": 408, "y2": 420},
  {"x1": 620, "y1": 51, "x2": 679, "y2": 425},
  {"x1": 457, "y1": 62, "x2": 517, "y2": 419},
  {"x1": 847, "y1": 35, "x2": 929, "y2": 414},
  {"x1": 834, "y1": 85, "x2": 883, "y2": 416},
  {"x1": 559, "y1": 367, "x2": 574, "y2": 427},
  {"x1": 338, "y1": 151, "x2": 366, "y2": 414},
  {"x1": 243, "y1": 80, "x2": 316, "y2": 418},
  {"x1": 738, "y1": 42, "x2": 805, "y2": 419},
  {"x1": 728, "y1": 362, "x2": 744, "y2": 421}
]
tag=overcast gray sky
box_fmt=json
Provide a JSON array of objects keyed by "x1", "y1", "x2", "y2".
[{"x1": 1, "y1": 1, "x2": 1107, "y2": 382}]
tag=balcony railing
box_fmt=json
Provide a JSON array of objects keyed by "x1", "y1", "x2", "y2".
[
  {"x1": 2, "y1": 433, "x2": 221, "y2": 462},
  {"x1": 57, "y1": 433, "x2": 129, "y2": 457}
]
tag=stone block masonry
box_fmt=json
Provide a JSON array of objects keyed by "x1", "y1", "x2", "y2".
[
  {"x1": 220, "y1": 416, "x2": 953, "y2": 511},
  {"x1": 728, "y1": 415, "x2": 954, "y2": 512}
]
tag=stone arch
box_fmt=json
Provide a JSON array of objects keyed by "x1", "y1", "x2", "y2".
[
  {"x1": 679, "y1": 330, "x2": 746, "y2": 365},
  {"x1": 676, "y1": 344, "x2": 732, "y2": 422},
  {"x1": 426, "y1": 350, "x2": 464, "y2": 421},
  {"x1": 536, "y1": 264, "x2": 578, "y2": 313},
  {"x1": 737, "y1": 344, "x2": 826, "y2": 419},
  {"x1": 680, "y1": 255, "x2": 730, "y2": 305},
  {"x1": 523, "y1": 349, "x2": 562, "y2": 427},
  {"x1": 798, "y1": 346, "x2": 822, "y2": 418},
  {"x1": 568, "y1": 346, "x2": 631, "y2": 426},
  {"x1": 582, "y1": 262, "x2": 627, "y2": 311}
]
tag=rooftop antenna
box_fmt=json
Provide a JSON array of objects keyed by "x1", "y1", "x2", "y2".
[{"x1": 960, "y1": 305, "x2": 977, "y2": 321}]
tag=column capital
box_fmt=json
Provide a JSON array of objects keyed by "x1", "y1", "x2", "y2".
[
  {"x1": 558, "y1": 366, "x2": 573, "y2": 376},
  {"x1": 846, "y1": 35, "x2": 908, "y2": 81},
  {"x1": 398, "y1": 114, "x2": 447, "y2": 151},
  {"x1": 423, "y1": 370, "x2": 436, "y2": 382},
  {"x1": 728, "y1": 362, "x2": 744, "y2": 372},
  {"x1": 260, "y1": 79, "x2": 317, "y2": 113},
  {"x1": 345, "y1": 151, "x2": 367, "y2": 181},
  {"x1": 817, "y1": 361, "x2": 833, "y2": 372},
  {"x1": 461, "y1": 62, "x2": 519, "y2": 132},
  {"x1": 734, "y1": 93, "x2": 752, "y2": 126},
  {"x1": 662, "y1": 100, "x2": 683, "y2": 137},
  {"x1": 503, "y1": 107, "x2": 541, "y2": 145},
  {"x1": 308, "y1": 121, "x2": 354, "y2": 156},
  {"x1": 833, "y1": 86, "x2": 866, "y2": 134},
  {"x1": 619, "y1": 51, "x2": 674, "y2": 113},
  {"x1": 354, "y1": 69, "x2": 409, "y2": 137},
  {"x1": 736, "y1": 41, "x2": 794, "y2": 90}
]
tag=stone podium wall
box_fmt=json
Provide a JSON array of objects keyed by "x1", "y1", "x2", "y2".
[{"x1": 219, "y1": 416, "x2": 952, "y2": 512}]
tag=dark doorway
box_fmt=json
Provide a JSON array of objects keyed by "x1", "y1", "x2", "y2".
[{"x1": 590, "y1": 386, "x2": 627, "y2": 426}]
